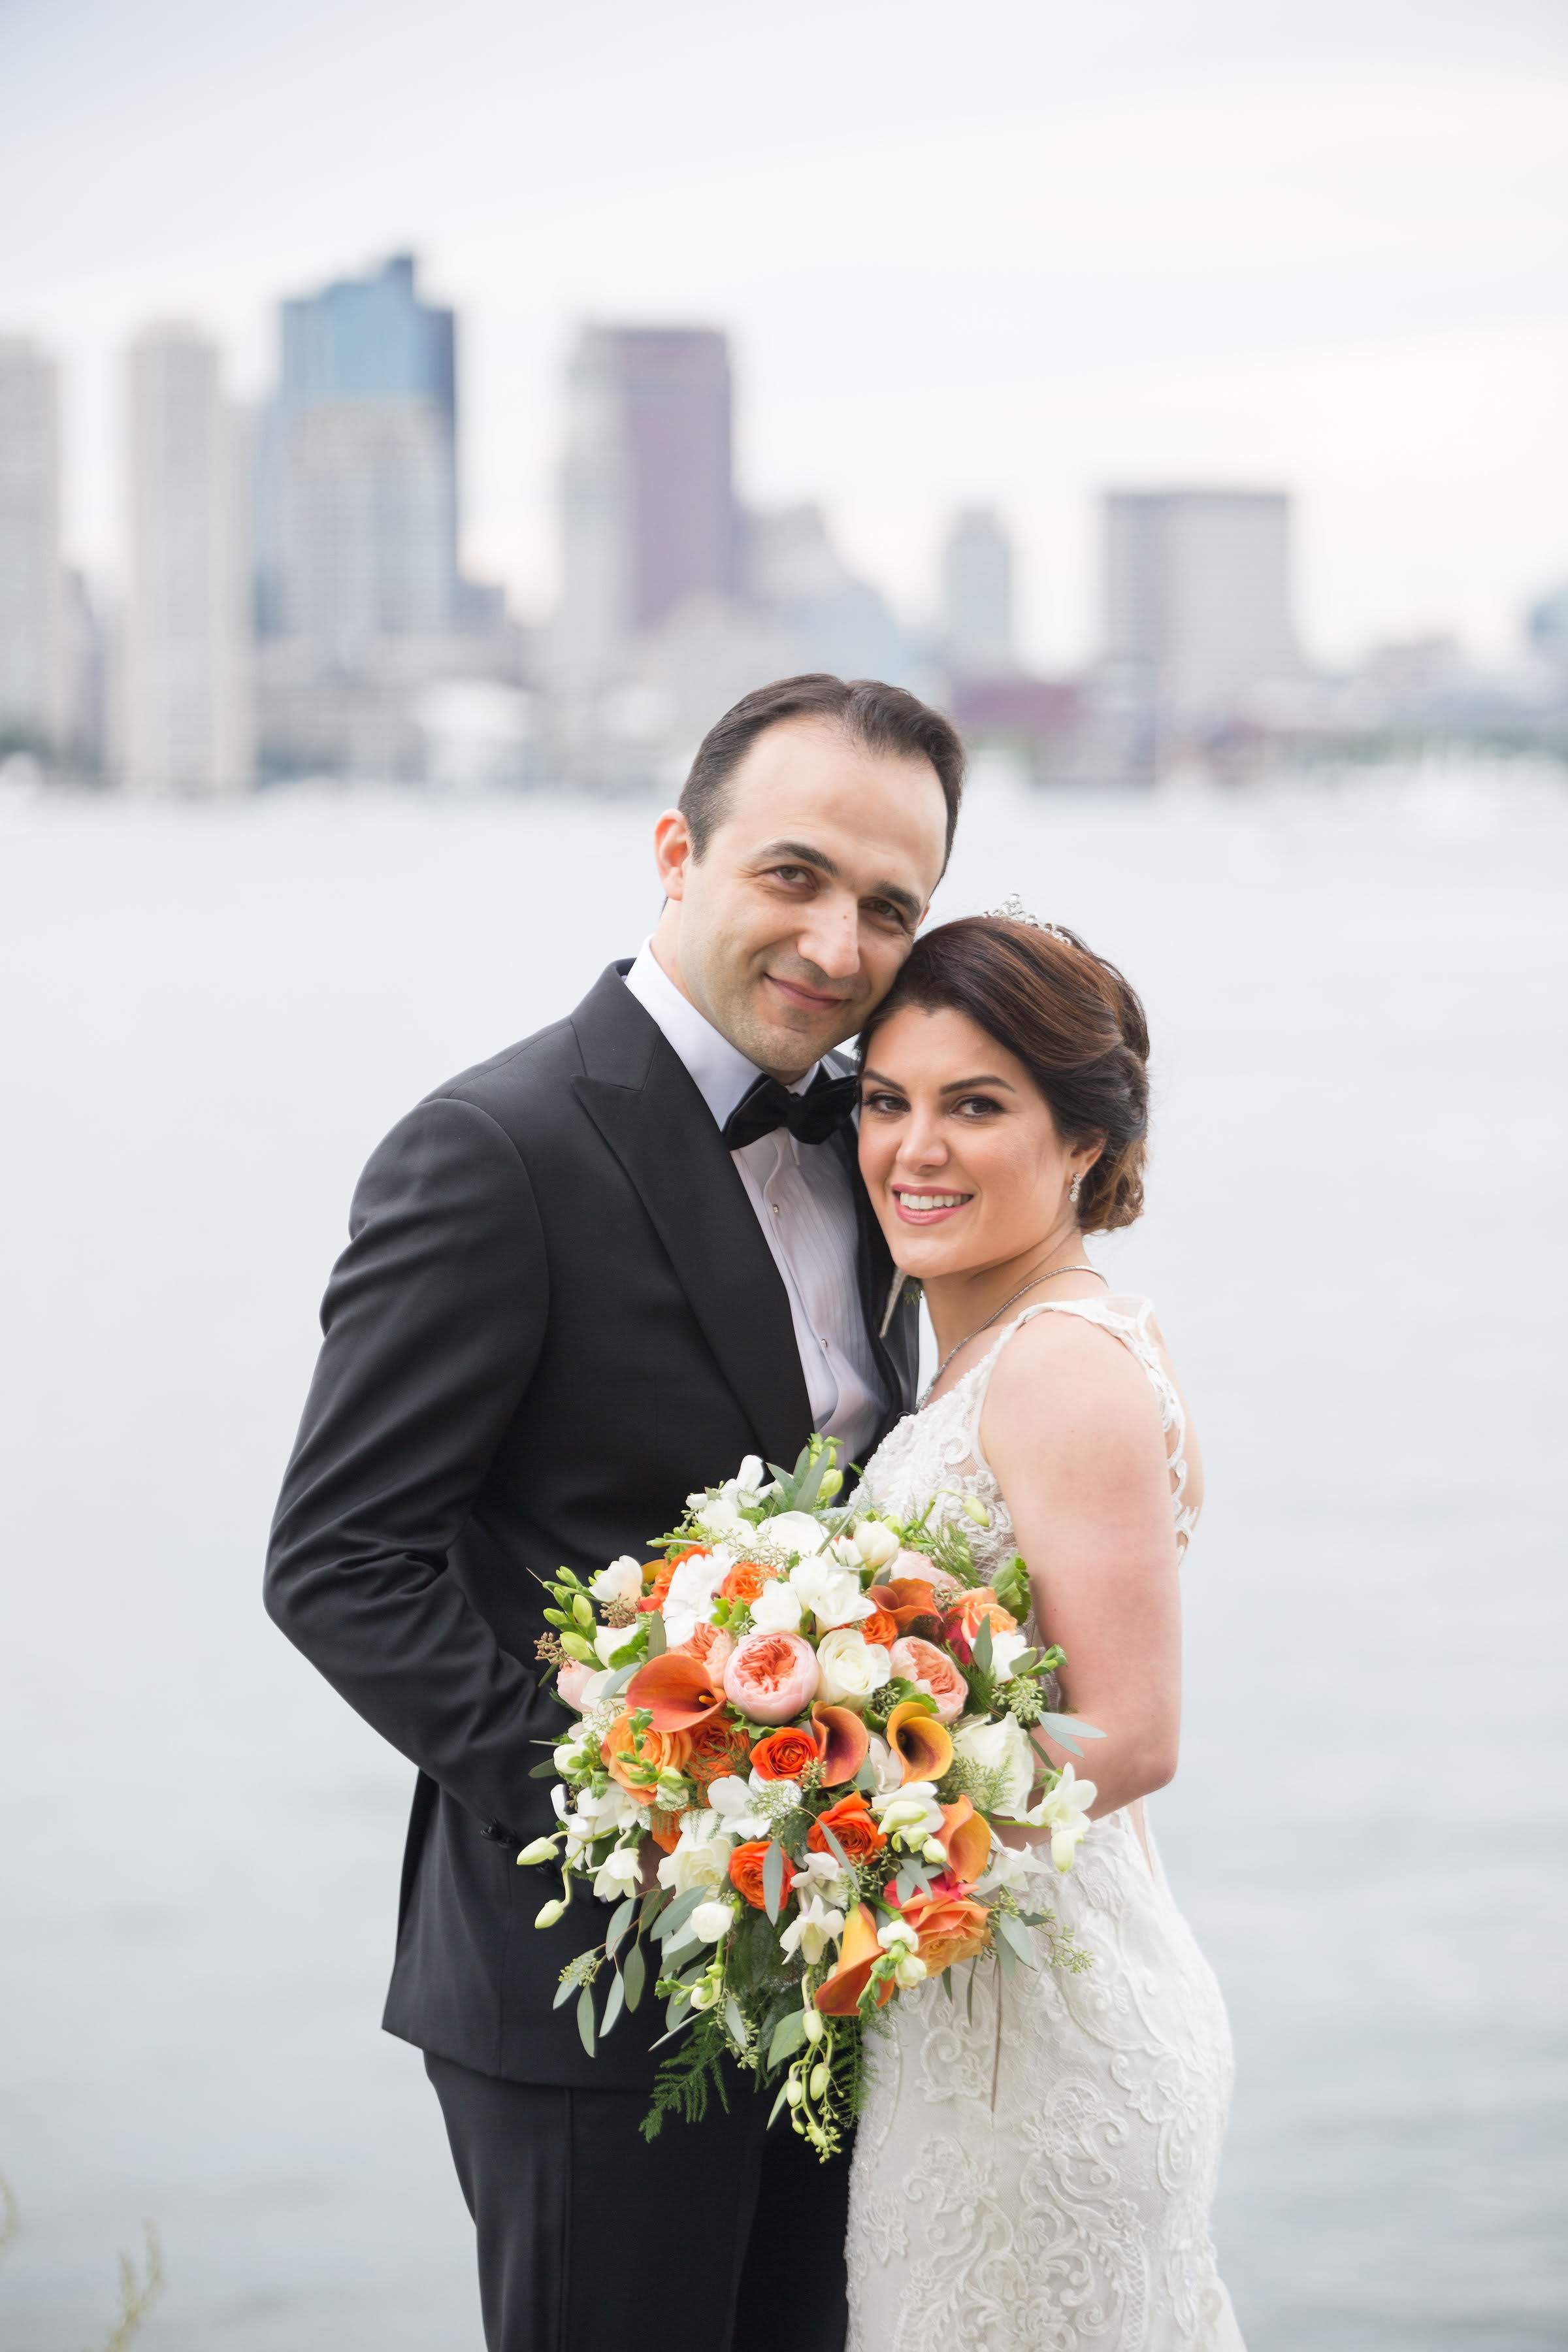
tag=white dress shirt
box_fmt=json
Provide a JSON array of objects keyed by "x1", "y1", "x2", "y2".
[{"x1": 624, "y1": 945, "x2": 885, "y2": 1462}]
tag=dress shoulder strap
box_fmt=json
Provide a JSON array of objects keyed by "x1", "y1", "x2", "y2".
[{"x1": 968, "y1": 1296, "x2": 1197, "y2": 1551}]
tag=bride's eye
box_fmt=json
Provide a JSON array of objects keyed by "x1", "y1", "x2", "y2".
[
  {"x1": 954, "y1": 1094, "x2": 1004, "y2": 1118},
  {"x1": 860, "y1": 1089, "x2": 906, "y2": 1116}
]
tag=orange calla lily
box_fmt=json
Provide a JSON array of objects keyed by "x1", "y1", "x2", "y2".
[
  {"x1": 813, "y1": 1903, "x2": 895, "y2": 2016},
  {"x1": 811, "y1": 1702, "x2": 870, "y2": 1787},
  {"x1": 885, "y1": 1699, "x2": 955, "y2": 1784},
  {"x1": 625, "y1": 1650, "x2": 728, "y2": 1732},
  {"x1": 868, "y1": 1578, "x2": 943, "y2": 1635},
  {"x1": 936, "y1": 1796, "x2": 992, "y2": 1885}
]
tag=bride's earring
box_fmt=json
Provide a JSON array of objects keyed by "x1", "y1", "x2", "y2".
[{"x1": 1069, "y1": 1171, "x2": 1083, "y2": 1207}]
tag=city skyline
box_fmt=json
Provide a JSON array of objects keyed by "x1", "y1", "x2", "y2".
[{"x1": 3, "y1": 0, "x2": 1564, "y2": 668}]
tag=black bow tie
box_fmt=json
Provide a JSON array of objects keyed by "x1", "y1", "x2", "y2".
[{"x1": 721, "y1": 1068, "x2": 860, "y2": 1152}]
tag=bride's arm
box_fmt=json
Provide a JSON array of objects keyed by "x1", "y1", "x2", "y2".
[{"x1": 979, "y1": 1315, "x2": 1183, "y2": 1822}]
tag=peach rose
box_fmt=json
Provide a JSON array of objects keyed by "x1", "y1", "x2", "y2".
[
  {"x1": 600, "y1": 1711, "x2": 693, "y2": 1803},
  {"x1": 723, "y1": 1630, "x2": 820, "y2": 1724},
  {"x1": 807, "y1": 1791, "x2": 885, "y2": 1866},
  {"x1": 749, "y1": 1725, "x2": 819, "y2": 1782},
  {"x1": 728, "y1": 1838, "x2": 796, "y2": 1911},
  {"x1": 889, "y1": 1635, "x2": 969, "y2": 1724},
  {"x1": 942, "y1": 1586, "x2": 1017, "y2": 1662},
  {"x1": 858, "y1": 1604, "x2": 902, "y2": 1649},
  {"x1": 555, "y1": 1659, "x2": 604, "y2": 1713},
  {"x1": 893, "y1": 1874, "x2": 991, "y2": 1973},
  {"x1": 679, "y1": 1622, "x2": 736, "y2": 1680}
]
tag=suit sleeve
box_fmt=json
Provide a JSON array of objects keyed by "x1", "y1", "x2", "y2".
[{"x1": 264, "y1": 1093, "x2": 553, "y2": 1831}]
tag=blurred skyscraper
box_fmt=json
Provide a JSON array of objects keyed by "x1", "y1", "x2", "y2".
[
  {"x1": 122, "y1": 325, "x2": 252, "y2": 796},
  {"x1": 940, "y1": 506, "x2": 1016, "y2": 678},
  {"x1": 0, "y1": 336, "x2": 66, "y2": 758},
  {"x1": 1102, "y1": 489, "x2": 1298, "y2": 721},
  {"x1": 258, "y1": 253, "x2": 459, "y2": 654},
  {"x1": 558, "y1": 325, "x2": 737, "y2": 688}
]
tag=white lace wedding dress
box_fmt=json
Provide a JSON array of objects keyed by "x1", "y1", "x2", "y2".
[{"x1": 845, "y1": 1297, "x2": 1245, "y2": 2352}]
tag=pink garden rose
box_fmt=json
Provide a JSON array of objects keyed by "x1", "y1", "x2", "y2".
[{"x1": 723, "y1": 1629, "x2": 821, "y2": 1724}]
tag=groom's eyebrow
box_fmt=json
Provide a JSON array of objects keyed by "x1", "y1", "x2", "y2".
[{"x1": 754, "y1": 840, "x2": 923, "y2": 922}]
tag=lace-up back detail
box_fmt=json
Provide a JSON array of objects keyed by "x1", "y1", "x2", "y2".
[{"x1": 862, "y1": 1293, "x2": 1199, "y2": 1563}]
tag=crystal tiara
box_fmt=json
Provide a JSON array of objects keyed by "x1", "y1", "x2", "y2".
[{"x1": 985, "y1": 893, "x2": 1075, "y2": 943}]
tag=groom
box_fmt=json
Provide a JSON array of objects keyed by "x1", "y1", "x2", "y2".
[{"x1": 263, "y1": 673, "x2": 962, "y2": 2352}]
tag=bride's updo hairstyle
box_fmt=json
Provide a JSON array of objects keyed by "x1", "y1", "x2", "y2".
[{"x1": 860, "y1": 915, "x2": 1151, "y2": 1232}]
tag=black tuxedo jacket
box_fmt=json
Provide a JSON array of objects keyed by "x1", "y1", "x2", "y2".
[{"x1": 265, "y1": 962, "x2": 919, "y2": 2089}]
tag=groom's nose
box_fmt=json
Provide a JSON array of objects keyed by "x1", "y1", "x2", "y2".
[{"x1": 794, "y1": 895, "x2": 860, "y2": 981}]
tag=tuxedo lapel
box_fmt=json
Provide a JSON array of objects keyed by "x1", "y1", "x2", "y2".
[
  {"x1": 571, "y1": 965, "x2": 812, "y2": 1467},
  {"x1": 830, "y1": 1118, "x2": 921, "y2": 1437}
]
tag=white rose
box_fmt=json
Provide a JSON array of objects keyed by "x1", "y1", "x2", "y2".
[
  {"x1": 851, "y1": 1518, "x2": 902, "y2": 1571},
  {"x1": 590, "y1": 1556, "x2": 645, "y2": 1607},
  {"x1": 779, "y1": 1894, "x2": 847, "y2": 1965},
  {"x1": 749, "y1": 1578, "x2": 804, "y2": 1635},
  {"x1": 592, "y1": 1843, "x2": 643, "y2": 1902},
  {"x1": 765, "y1": 1509, "x2": 830, "y2": 1560},
  {"x1": 953, "y1": 1715, "x2": 1036, "y2": 1814},
  {"x1": 656, "y1": 1823, "x2": 734, "y2": 1898},
  {"x1": 691, "y1": 1897, "x2": 737, "y2": 1944},
  {"x1": 988, "y1": 1629, "x2": 1032, "y2": 1684},
  {"x1": 815, "y1": 1627, "x2": 892, "y2": 1709},
  {"x1": 790, "y1": 1555, "x2": 874, "y2": 1631}
]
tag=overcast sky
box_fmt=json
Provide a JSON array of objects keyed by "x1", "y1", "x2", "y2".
[{"x1": 3, "y1": 0, "x2": 1565, "y2": 664}]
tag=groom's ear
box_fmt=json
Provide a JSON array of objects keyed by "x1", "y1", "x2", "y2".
[{"x1": 652, "y1": 808, "x2": 693, "y2": 898}]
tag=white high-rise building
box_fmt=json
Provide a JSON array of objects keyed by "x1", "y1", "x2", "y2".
[
  {"x1": 940, "y1": 506, "x2": 1015, "y2": 678},
  {"x1": 1102, "y1": 489, "x2": 1298, "y2": 719},
  {"x1": 0, "y1": 337, "x2": 66, "y2": 755},
  {"x1": 122, "y1": 326, "x2": 252, "y2": 795}
]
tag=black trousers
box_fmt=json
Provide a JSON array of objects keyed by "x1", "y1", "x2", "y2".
[{"x1": 425, "y1": 2051, "x2": 851, "y2": 2352}]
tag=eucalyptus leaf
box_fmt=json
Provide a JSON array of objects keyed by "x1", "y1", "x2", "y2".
[
  {"x1": 767, "y1": 2078, "x2": 794, "y2": 2129},
  {"x1": 768, "y1": 2010, "x2": 809, "y2": 2067},
  {"x1": 973, "y1": 1615, "x2": 994, "y2": 1675},
  {"x1": 994, "y1": 1912, "x2": 1039, "y2": 1968},
  {"x1": 605, "y1": 1895, "x2": 636, "y2": 1962},
  {"x1": 820, "y1": 1824, "x2": 851, "y2": 1870},
  {"x1": 966, "y1": 1961, "x2": 977, "y2": 2027},
  {"x1": 602, "y1": 1970, "x2": 626, "y2": 2036},
  {"x1": 528, "y1": 1757, "x2": 560, "y2": 1778},
  {"x1": 763, "y1": 1838, "x2": 785, "y2": 1924},
  {"x1": 649, "y1": 2010, "x2": 700, "y2": 2052},
  {"x1": 724, "y1": 1995, "x2": 747, "y2": 2049},
  {"x1": 645, "y1": 1611, "x2": 667, "y2": 1659},
  {"x1": 651, "y1": 1887, "x2": 706, "y2": 1942},
  {"x1": 552, "y1": 1976, "x2": 578, "y2": 2011},
  {"x1": 622, "y1": 1940, "x2": 647, "y2": 2012},
  {"x1": 639, "y1": 1887, "x2": 669, "y2": 1931},
  {"x1": 1037, "y1": 1711, "x2": 1105, "y2": 1757},
  {"x1": 576, "y1": 1985, "x2": 596, "y2": 2057}
]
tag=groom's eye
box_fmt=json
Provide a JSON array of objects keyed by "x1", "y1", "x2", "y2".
[{"x1": 863, "y1": 897, "x2": 912, "y2": 932}]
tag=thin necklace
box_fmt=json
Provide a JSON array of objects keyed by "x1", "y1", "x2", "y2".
[{"x1": 926, "y1": 1262, "x2": 1107, "y2": 1394}]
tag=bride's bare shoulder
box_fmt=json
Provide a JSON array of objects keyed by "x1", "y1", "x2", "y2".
[{"x1": 979, "y1": 1306, "x2": 1169, "y2": 1475}]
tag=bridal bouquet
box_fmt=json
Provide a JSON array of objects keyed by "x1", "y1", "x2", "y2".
[{"x1": 521, "y1": 1439, "x2": 1100, "y2": 2156}]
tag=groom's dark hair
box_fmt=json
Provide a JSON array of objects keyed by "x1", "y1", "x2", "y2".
[{"x1": 679, "y1": 674, "x2": 965, "y2": 866}]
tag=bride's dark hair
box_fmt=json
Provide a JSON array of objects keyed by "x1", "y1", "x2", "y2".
[{"x1": 859, "y1": 915, "x2": 1151, "y2": 1233}]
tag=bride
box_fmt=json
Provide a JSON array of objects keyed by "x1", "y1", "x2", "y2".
[{"x1": 845, "y1": 907, "x2": 1245, "y2": 2351}]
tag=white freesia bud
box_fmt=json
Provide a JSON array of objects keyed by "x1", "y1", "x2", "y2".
[
  {"x1": 830, "y1": 1534, "x2": 862, "y2": 1567},
  {"x1": 852, "y1": 1518, "x2": 901, "y2": 1571},
  {"x1": 691, "y1": 1980, "x2": 720, "y2": 2010},
  {"x1": 534, "y1": 1899, "x2": 566, "y2": 1929},
  {"x1": 591, "y1": 1555, "x2": 645, "y2": 1607},
  {"x1": 962, "y1": 1495, "x2": 991, "y2": 1527},
  {"x1": 894, "y1": 1953, "x2": 928, "y2": 1987},
  {"x1": 749, "y1": 1578, "x2": 804, "y2": 1635},
  {"x1": 921, "y1": 1838, "x2": 947, "y2": 1865},
  {"x1": 691, "y1": 1897, "x2": 738, "y2": 1943},
  {"x1": 809, "y1": 2063, "x2": 829, "y2": 2099},
  {"x1": 802, "y1": 2004, "x2": 825, "y2": 2044},
  {"x1": 791, "y1": 1555, "x2": 874, "y2": 1631},
  {"x1": 815, "y1": 1626, "x2": 892, "y2": 1709},
  {"x1": 515, "y1": 1835, "x2": 560, "y2": 1866},
  {"x1": 785, "y1": 2075, "x2": 804, "y2": 2105},
  {"x1": 876, "y1": 1916, "x2": 919, "y2": 1953}
]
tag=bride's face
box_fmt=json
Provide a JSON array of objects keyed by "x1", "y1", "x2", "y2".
[{"x1": 858, "y1": 1004, "x2": 1092, "y2": 1277}]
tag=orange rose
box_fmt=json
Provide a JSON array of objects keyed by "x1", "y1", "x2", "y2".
[
  {"x1": 728, "y1": 1838, "x2": 796, "y2": 1910},
  {"x1": 893, "y1": 1876, "x2": 992, "y2": 1974},
  {"x1": 749, "y1": 1725, "x2": 819, "y2": 1782},
  {"x1": 600, "y1": 1710, "x2": 693, "y2": 1803},
  {"x1": 639, "y1": 1545, "x2": 708, "y2": 1612},
  {"x1": 719, "y1": 1559, "x2": 776, "y2": 1606},
  {"x1": 685, "y1": 1717, "x2": 751, "y2": 1793},
  {"x1": 858, "y1": 1605, "x2": 902, "y2": 1649},
  {"x1": 808, "y1": 1791, "x2": 885, "y2": 1865}
]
